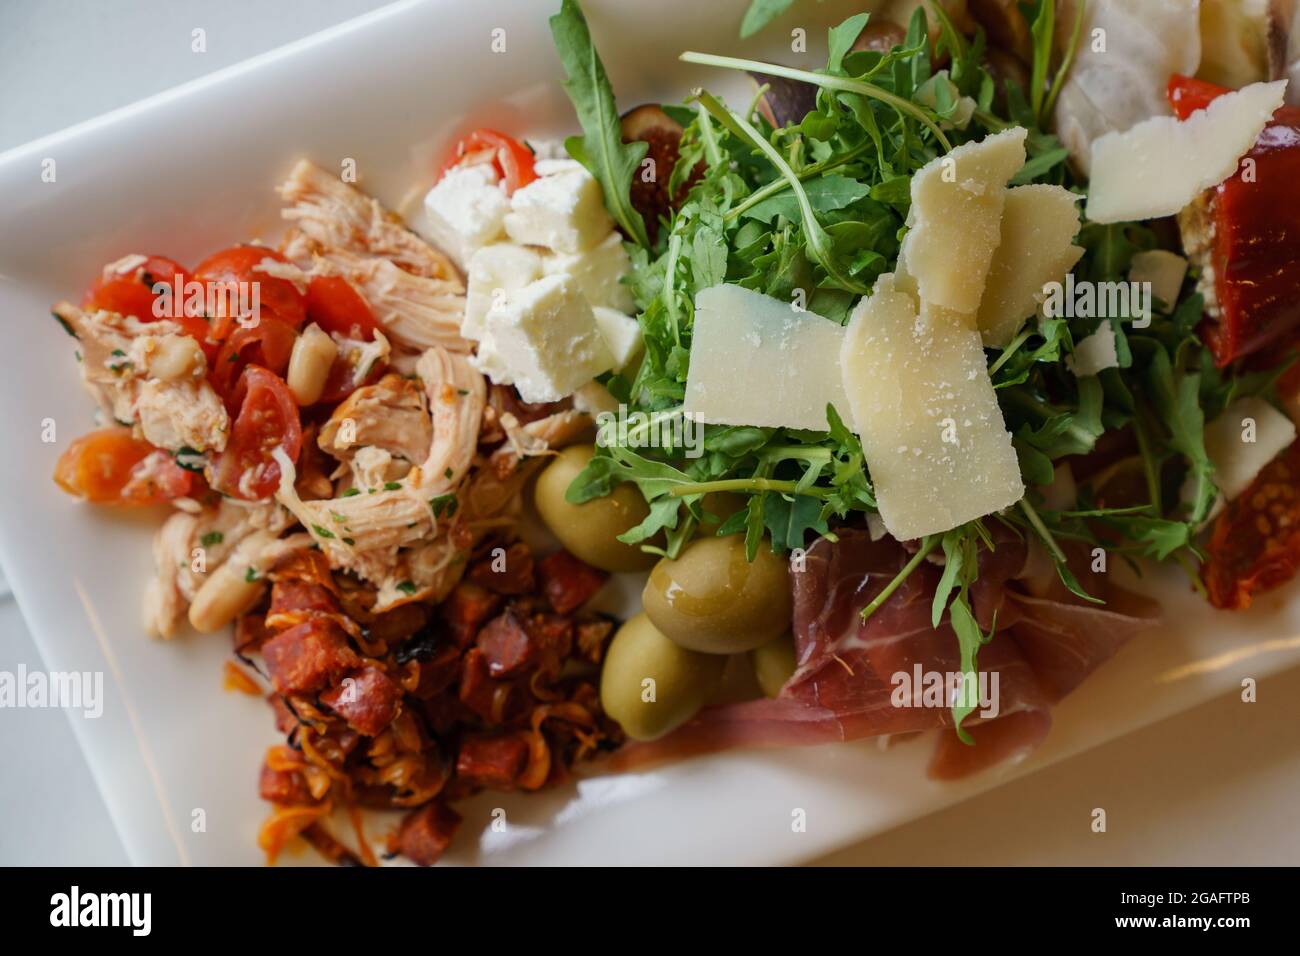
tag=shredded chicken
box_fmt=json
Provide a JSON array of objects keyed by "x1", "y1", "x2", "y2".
[
  {"x1": 318, "y1": 373, "x2": 432, "y2": 465},
  {"x1": 311, "y1": 247, "x2": 470, "y2": 354},
  {"x1": 54, "y1": 301, "x2": 229, "y2": 453},
  {"x1": 409, "y1": 347, "x2": 486, "y2": 494},
  {"x1": 279, "y1": 159, "x2": 459, "y2": 281}
]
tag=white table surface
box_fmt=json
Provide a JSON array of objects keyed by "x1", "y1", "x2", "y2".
[{"x1": 2, "y1": 0, "x2": 1298, "y2": 868}]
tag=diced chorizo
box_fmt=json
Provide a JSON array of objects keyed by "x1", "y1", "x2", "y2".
[
  {"x1": 476, "y1": 608, "x2": 534, "y2": 677},
  {"x1": 267, "y1": 693, "x2": 299, "y2": 735},
  {"x1": 320, "y1": 666, "x2": 402, "y2": 736},
  {"x1": 234, "y1": 613, "x2": 272, "y2": 653},
  {"x1": 396, "y1": 801, "x2": 462, "y2": 866},
  {"x1": 458, "y1": 648, "x2": 519, "y2": 725},
  {"x1": 439, "y1": 581, "x2": 502, "y2": 647},
  {"x1": 259, "y1": 761, "x2": 316, "y2": 805},
  {"x1": 261, "y1": 620, "x2": 360, "y2": 694},
  {"x1": 467, "y1": 541, "x2": 535, "y2": 595},
  {"x1": 456, "y1": 734, "x2": 529, "y2": 790},
  {"x1": 270, "y1": 580, "x2": 338, "y2": 617},
  {"x1": 537, "y1": 550, "x2": 607, "y2": 614},
  {"x1": 410, "y1": 644, "x2": 462, "y2": 699}
]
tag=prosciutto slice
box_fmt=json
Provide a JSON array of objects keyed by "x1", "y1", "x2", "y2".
[{"x1": 614, "y1": 528, "x2": 1158, "y2": 780}]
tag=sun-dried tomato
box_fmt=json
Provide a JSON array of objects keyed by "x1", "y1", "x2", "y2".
[{"x1": 1203, "y1": 440, "x2": 1300, "y2": 609}]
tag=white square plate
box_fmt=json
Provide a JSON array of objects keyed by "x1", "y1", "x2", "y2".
[{"x1": 4, "y1": 0, "x2": 1300, "y2": 866}]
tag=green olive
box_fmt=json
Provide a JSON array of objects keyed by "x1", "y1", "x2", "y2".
[
  {"x1": 532, "y1": 444, "x2": 657, "y2": 572},
  {"x1": 600, "y1": 613, "x2": 726, "y2": 741},
  {"x1": 751, "y1": 633, "x2": 797, "y2": 698},
  {"x1": 642, "y1": 534, "x2": 792, "y2": 655}
]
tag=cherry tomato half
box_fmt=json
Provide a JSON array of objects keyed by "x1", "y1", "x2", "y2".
[
  {"x1": 82, "y1": 254, "x2": 214, "y2": 348},
  {"x1": 438, "y1": 128, "x2": 537, "y2": 194},
  {"x1": 53, "y1": 428, "x2": 192, "y2": 506},
  {"x1": 305, "y1": 275, "x2": 379, "y2": 340},
  {"x1": 209, "y1": 366, "x2": 303, "y2": 500},
  {"x1": 210, "y1": 318, "x2": 298, "y2": 403},
  {"x1": 83, "y1": 254, "x2": 187, "y2": 320},
  {"x1": 193, "y1": 245, "x2": 307, "y2": 342}
]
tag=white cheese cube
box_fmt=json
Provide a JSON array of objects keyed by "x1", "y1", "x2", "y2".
[
  {"x1": 840, "y1": 274, "x2": 1024, "y2": 540},
  {"x1": 504, "y1": 166, "x2": 614, "y2": 253},
  {"x1": 977, "y1": 184, "x2": 1084, "y2": 348},
  {"x1": 1086, "y1": 80, "x2": 1286, "y2": 224},
  {"x1": 897, "y1": 127, "x2": 1027, "y2": 315},
  {"x1": 463, "y1": 243, "x2": 543, "y2": 340},
  {"x1": 592, "y1": 306, "x2": 642, "y2": 371},
  {"x1": 543, "y1": 232, "x2": 634, "y2": 312},
  {"x1": 421, "y1": 164, "x2": 510, "y2": 270},
  {"x1": 683, "y1": 284, "x2": 850, "y2": 431},
  {"x1": 477, "y1": 275, "x2": 614, "y2": 403}
]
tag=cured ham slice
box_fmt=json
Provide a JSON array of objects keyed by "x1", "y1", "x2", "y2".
[{"x1": 614, "y1": 528, "x2": 1158, "y2": 779}]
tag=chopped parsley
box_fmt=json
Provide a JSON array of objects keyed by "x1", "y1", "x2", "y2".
[
  {"x1": 395, "y1": 580, "x2": 417, "y2": 595},
  {"x1": 429, "y1": 494, "x2": 458, "y2": 519},
  {"x1": 199, "y1": 531, "x2": 223, "y2": 548},
  {"x1": 340, "y1": 487, "x2": 360, "y2": 497},
  {"x1": 383, "y1": 481, "x2": 402, "y2": 491},
  {"x1": 311, "y1": 524, "x2": 336, "y2": 539}
]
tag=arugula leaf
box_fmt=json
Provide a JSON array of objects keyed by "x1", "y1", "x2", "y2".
[
  {"x1": 550, "y1": 0, "x2": 650, "y2": 247},
  {"x1": 741, "y1": 175, "x2": 872, "y2": 223},
  {"x1": 740, "y1": 0, "x2": 796, "y2": 38}
]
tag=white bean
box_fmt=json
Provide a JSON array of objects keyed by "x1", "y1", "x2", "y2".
[
  {"x1": 187, "y1": 530, "x2": 277, "y2": 633},
  {"x1": 148, "y1": 334, "x2": 204, "y2": 381},
  {"x1": 286, "y1": 323, "x2": 338, "y2": 406}
]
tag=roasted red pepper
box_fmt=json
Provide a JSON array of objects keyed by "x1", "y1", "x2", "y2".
[{"x1": 1168, "y1": 75, "x2": 1300, "y2": 366}]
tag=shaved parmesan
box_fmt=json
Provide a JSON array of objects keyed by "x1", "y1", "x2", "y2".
[
  {"x1": 977, "y1": 184, "x2": 1084, "y2": 348},
  {"x1": 1068, "y1": 325, "x2": 1119, "y2": 377},
  {"x1": 1128, "y1": 249, "x2": 1188, "y2": 310},
  {"x1": 683, "y1": 284, "x2": 848, "y2": 431},
  {"x1": 839, "y1": 274, "x2": 1025, "y2": 540},
  {"x1": 897, "y1": 127, "x2": 1027, "y2": 314},
  {"x1": 1203, "y1": 396, "x2": 1296, "y2": 500},
  {"x1": 1086, "y1": 80, "x2": 1287, "y2": 224}
]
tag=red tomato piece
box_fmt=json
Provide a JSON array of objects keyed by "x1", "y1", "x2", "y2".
[
  {"x1": 82, "y1": 254, "x2": 187, "y2": 321},
  {"x1": 1167, "y1": 74, "x2": 1300, "y2": 366},
  {"x1": 304, "y1": 275, "x2": 379, "y2": 340},
  {"x1": 1203, "y1": 440, "x2": 1300, "y2": 609},
  {"x1": 438, "y1": 128, "x2": 537, "y2": 194},
  {"x1": 1165, "y1": 74, "x2": 1230, "y2": 120},
  {"x1": 210, "y1": 318, "x2": 298, "y2": 402},
  {"x1": 209, "y1": 366, "x2": 303, "y2": 500},
  {"x1": 82, "y1": 254, "x2": 213, "y2": 349},
  {"x1": 193, "y1": 245, "x2": 306, "y2": 342},
  {"x1": 53, "y1": 428, "x2": 192, "y2": 505}
]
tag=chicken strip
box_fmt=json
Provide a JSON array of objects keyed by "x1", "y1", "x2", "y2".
[{"x1": 279, "y1": 159, "x2": 459, "y2": 281}]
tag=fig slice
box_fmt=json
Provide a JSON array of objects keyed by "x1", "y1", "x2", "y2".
[{"x1": 620, "y1": 104, "x2": 700, "y2": 244}]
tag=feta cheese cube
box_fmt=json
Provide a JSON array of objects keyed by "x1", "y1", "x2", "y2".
[
  {"x1": 421, "y1": 164, "x2": 509, "y2": 270},
  {"x1": 592, "y1": 306, "x2": 642, "y2": 371},
  {"x1": 543, "y1": 231, "x2": 634, "y2": 312},
  {"x1": 463, "y1": 243, "x2": 543, "y2": 340},
  {"x1": 504, "y1": 166, "x2": 613, "y2": 253},
  {"x1": 476, "y1": 275, "x2": 614, "y2": 403}
]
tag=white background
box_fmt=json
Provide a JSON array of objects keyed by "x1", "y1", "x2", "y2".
[{"x1": 1, "y1": 0, "x2": 1297, "y2": 867}]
